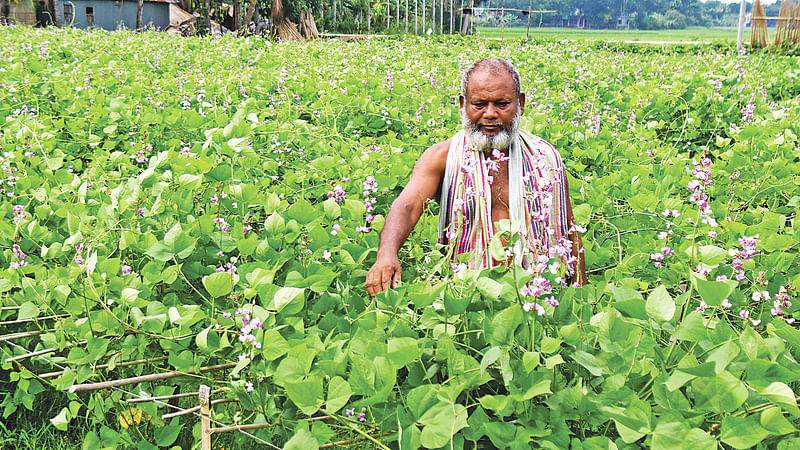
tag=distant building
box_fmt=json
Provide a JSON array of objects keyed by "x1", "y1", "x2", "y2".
[
  {"x1": 616, "y1": 15, "x2": 629, "y2": 30},
  {"x1": 54, "y1": 0, "x2": 173, "y2": 30},
  {"x1": 1, "y1": 0, "x2": 38, "y2": 25}
]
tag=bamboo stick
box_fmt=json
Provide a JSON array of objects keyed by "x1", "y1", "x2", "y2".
[
  {"x1": 210, "y1": 422, "x2": 272, "y2": 434},
  {"x1": 68, "y1": 363, "x2": 236, "y2": 393},
  {"x1": 126, "y1": 390, "x2": 200, "y2": 403},
  {"x1": 0, "y1": 314, "x2": 70, "y2": 326},
  {"x1": 40, "y1": 356, "x2": 169, "y2": 379},
  {"x1": 162, "y1": 398, "x2": 238, "y2": 419},
  {"x1": 4, "y1": 340, "x2": 87, "y2": 363},
  {"x1": 0, "y1": 330, "x2": 49, "y2": 342},
  {"x1": 0, "y1": 306, "x2": 22, "y2": 311}
]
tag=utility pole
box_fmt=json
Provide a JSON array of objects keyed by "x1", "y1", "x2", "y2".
[
  {"x1": 415, "y1": 0, "x2": 418, "y2": 34},
  {"x1": 423, "y1": 0, "x2": 426, "y2": 32},
  {"x1": 440, "y1": 0, "x2": 443, "y2": 33},
  {"x1": 396, "y1": 0, "x2": 399, "y2": 27},
  {"x1": 387, "y1": 0, "x2": 390, "y2": 28},
  {"x1": 405, "y1": 0, "x2": 408, "y2": 32},
  {"x1": 736, "y1": 0, "x2": 746, "y2": 51}
]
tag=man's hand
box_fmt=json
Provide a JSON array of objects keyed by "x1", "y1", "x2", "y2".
[{"x1": 366, "y1": 255, "x2": 402, "y2": 297}]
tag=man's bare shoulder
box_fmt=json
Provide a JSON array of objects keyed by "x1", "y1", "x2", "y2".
[{"x1": 417, "y1": 137, "x2": 453, "y2": 172}]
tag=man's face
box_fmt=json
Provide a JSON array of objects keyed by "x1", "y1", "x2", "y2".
[{"x1": 459, "y1": 69, "x2": 525, "y2": 152}]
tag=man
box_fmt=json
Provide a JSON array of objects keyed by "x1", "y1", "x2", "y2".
[{"x1": 366, "y1": 58, "x2": 586, "y2": 296}]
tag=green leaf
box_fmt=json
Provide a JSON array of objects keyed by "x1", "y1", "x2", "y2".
[
  {"x1": 691, "y1": 370, "x2": 748, "y2": 413},
  {"x1": 739, "y1": 325, "x2": 765, "y2": 360},
  {"x1": 196, "y1": 326, "x2": 220, "y2": 354},
  {"x1": 288, "y1": 199, "x2": 317, "y2": 224},
  {"x1": 387, "y1": 337, "x2": 419, "y2": 368},
  {"x1": 480, "y1": 346, "x2": 502, "y2": 374},
  {"x1": 645, "y1": 285, "x2": 675, "y2": 322},
  {"x1": 202, "y1": 272, "x2": 233, "y2": 298},
  {"x1": 284, "y1": 427, "x2": 319, "y2": 450},
  {"x1": 418, "y1": 402, "x2": 469, "y2": 448},
  {"x1": 145, "y1": 242, "x2": 174, "y2": 262},
  {"x1": 673, "y1": 312, "x2": 708, "y2": 342},
  {"x1": 757, "y1": 382, "x2": 800, "y2": 416},
  {"x1": 17, "y1": 302, "x2": 38, "y2": 320},
  {"x1": 609, "y1": 285, "x2": 647, "y2": 319},
  {"x1": 273, "y1": 287, "x2": 305, "y2": 314},
  {"x1": 285, "y1": 376, "x2": 324, "y2": 416},
  {"x1": 760, "y1": 406, "x2": 797, "y2": 435},
  {"x1": 540, "y1": 336, "x2": 563, "y2": 354},
  {"x1": 325, "y1": 376, "x2": 351, "y2": 414},
  {"x1": 570, "y1": 351, "x2": 604, "y2": 376},
  {"x1": 720, "y1": 414, "x2": 770, "y2": 449},
  {"x1": 264, "y1": 211, "x2": 285, "y2": 234},
  {"x1": 476, "y1": 276, "x2": 503, "y2": 299},
  {"x1": 691, "y1": 272, "x2": 736, "y2": 307},
  {"x1": 50, "y1": 408, "x2": 70, "y2": 431},
  {"x1": 154, "y1": 420, "x2": 181, "y2": 446}
]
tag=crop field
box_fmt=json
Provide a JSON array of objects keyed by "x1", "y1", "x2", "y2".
[{"x1": 1, "y1": 25, "x2": 800, "y2": 449}]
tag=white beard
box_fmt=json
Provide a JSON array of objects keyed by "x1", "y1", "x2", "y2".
[{"x1": 461, "y1": 108, "x2": 521, "y2": 153}]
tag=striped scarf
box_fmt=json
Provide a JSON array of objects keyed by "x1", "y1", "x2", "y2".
[{"x1": 437, "y1": 129, "x2": 571, "y2": 271}]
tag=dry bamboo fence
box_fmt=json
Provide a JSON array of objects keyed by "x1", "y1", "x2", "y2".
[
  {"x1": 0, "y1": 335, "x2": 394, "y2": 448},
  {"x1": 752, "y1": 0, "x2": 769, "y2": 47}
]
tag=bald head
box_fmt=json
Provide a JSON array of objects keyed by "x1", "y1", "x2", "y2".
[{"x1": 460, "y1": 58, "x2": 521, "y2": 101}]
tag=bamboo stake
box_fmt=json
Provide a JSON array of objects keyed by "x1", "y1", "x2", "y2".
[
  {"x1": 5, "y1": 340, "x2": 87, "y2": 363},
  {"x1": 200, "y1": 385, "x2": 211, "y2": 450},
  {"x1": 0, "y1": 330, "x2": 49, "y2": 342},
  {"x1": 40, "y1": 356, "x2": 169, "y2": 379},
  {"x1": 210, "y1": 422, "x2": 272, "y2": 434},
  {"x1": 0, "y1": 314, "x2": 70, "y2": 326},
  {"x1": 162, "y1": 398, "x2": 238, "y2": 419},
  {"x1": 0, "y1": 306, "x2": 22, "y2": 311},
  {"x1": 126, "y1": 390, "x2": 200, "y2": 403},
  {"x1": 68, "y1": 363, "x2": 236, "y2": 393}
]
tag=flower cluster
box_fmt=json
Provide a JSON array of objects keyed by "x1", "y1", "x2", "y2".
[
  {"x1": 520, "y1": 273, "x2": 558, "y2": 315},
  {"x1": 769, "y1": 285, "x2": 794, "y2": 323},
  {"x1": 345, "y1": 408, "x2": 367, "y2": 422},
  {"x1": 729, "y1": 234, "x2": 758, "y2": 281},
  {"x1": 687, "y1": 157, "x2": 713, "y2": 216},
  {"x1": 213, "y1": 217, "x2": 230, "y2": 233},
  {"x1": 223, "y1": 308, "x2": 264, "y2": 349},
  {"x1": 8, "y1": 244, "x2": 29, "y2": 269},
  {"x1": 11, "y1": 204, "x2": 28, "y2": 224},
  {"x1": 327, "y1": 184, "x2": 347, "y2": 202},
  {"x1": 216, "y1": 256, "x2": 238, "y2": 274},
  {"x1": 650, "y1": 245, "x2": 675, "y2": 268},
  {"x1": 358, "y1": 176, "x2": 378, "y2": 233}
]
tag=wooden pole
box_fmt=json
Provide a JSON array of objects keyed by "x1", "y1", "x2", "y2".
[
  {"x1": 415, "y1": 0, "x2": 418, "y2": 34},
  {"x1": 422, "y1": 0, "x2": 425, "y2": 32},
  {"x1": 526, "y1": 0, "x2": 532, "y2": 38},
  {"x1": 501, "y1": 4, "x2": 504, "y2": 39},
  {"x1": 200, "y1": 385, "x2": 211, "y2": 450},
  {"x1": 737, "y1": 0, "x2": 747, "y2": 50}
]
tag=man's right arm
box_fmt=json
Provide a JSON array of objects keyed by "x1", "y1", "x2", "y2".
[{"x1": 366, "y1": 140, "x2": 450, "y2": 296}]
